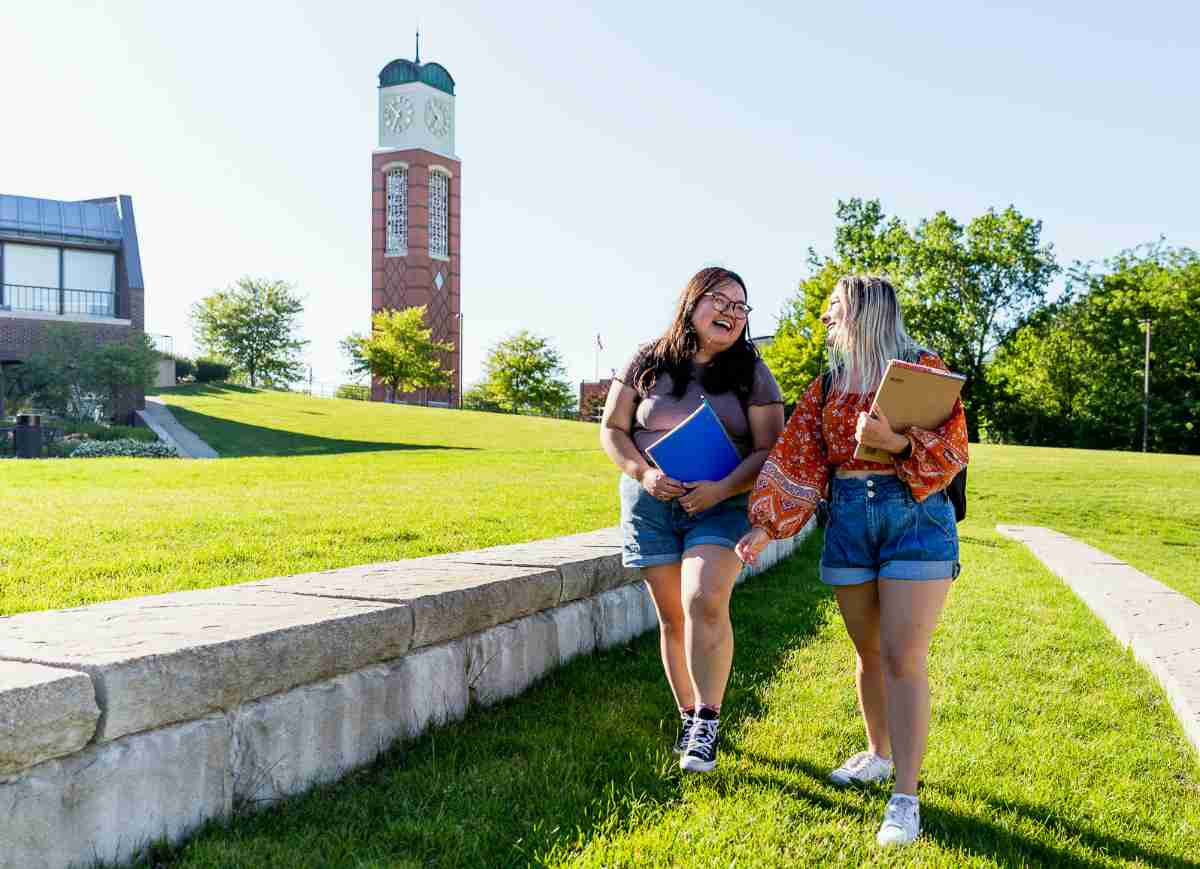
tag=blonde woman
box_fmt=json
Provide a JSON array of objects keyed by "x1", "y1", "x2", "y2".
[{"x1": 736, "y1": 275, "x2": 968, "y2": 847}]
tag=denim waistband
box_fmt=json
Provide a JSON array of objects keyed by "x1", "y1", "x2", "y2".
[{"x1": 831, "y1": 474, "x2": 911, "y2": 504}]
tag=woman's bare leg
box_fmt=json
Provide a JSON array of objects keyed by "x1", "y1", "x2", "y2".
[
  {"x1": 642, "y1": 562, "x2": 693, "y2": 710},
  {"x1": 835, "y1": 582, "x2": 890, "y2": 758},
  {"x1": 878, "y1": 578, "x2": 952, "y2": 795}
]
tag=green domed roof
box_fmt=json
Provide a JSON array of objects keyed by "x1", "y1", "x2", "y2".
[{"x1": 378, "y1": 58, "x2": 455, "y2": 95}]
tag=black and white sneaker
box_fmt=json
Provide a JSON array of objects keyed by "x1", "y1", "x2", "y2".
[
  {"x1": 680, "y1": 708, "x2": 720, "y2": 773},
  {"x1": 672, "y1": 710, "x2": 696, "y2": 756}
]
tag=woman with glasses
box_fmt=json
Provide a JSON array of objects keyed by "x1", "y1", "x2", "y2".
[
  {"x1": 736, "y1": 275, "x2": 968, "y2": 848},
  {"x1": 599, "y1": 266, "x2": 785, "y2": 773}
]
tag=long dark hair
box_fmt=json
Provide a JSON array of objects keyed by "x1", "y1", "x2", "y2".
[{"x1": 635, "y1": 267, "x2": 760, "y2": 401}]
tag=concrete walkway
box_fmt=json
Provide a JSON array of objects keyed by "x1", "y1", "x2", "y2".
[
  {"x1": 137, "y1": 397, "x2": 219, "y2": 459},
  {"x1": 998, "y1": 525, "x2": 1200, "y2": 757}
]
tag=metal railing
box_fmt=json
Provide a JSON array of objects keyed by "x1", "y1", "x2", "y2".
[{"x1": 0, "y1": 284, "x2": 116, "y2": 318}]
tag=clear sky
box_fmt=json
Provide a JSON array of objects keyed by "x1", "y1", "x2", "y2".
[{"x1": 6, "y1": 0, "x2": 1198, "y2": 392}]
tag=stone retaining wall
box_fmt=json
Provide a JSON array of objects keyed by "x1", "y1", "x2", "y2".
[{"x1": 0, "y1": 525, "x2": 809, "y2": 868}]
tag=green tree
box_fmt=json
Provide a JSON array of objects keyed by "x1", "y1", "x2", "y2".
[
  {"x1": 987, "y1": 243, "x2": 1199, "y2": 452},
  {"x1": 16, "y1": 324, "x2": 158, "y2": 421},
  {"x1": 475, "y1": 331, "x2": 575, "y2": 415},
  {"x1": 776, "y1": 199, "x2": 1058, "y2": 437},
  {"x1": 89, "y1": 335, "x2": 160, "y2": 419},
  {"x1": 191, "y1": 277, "x2": 307, "y2": 387},
  {"x1": 342, "y1": 306, "x2": 454, "y2": 402},
  {"x1": 461, "y1": 381, "x2": 506, "y2": 413},
  {"x1": 762, "y1": 260, "x2": 841, "y2": 402}
]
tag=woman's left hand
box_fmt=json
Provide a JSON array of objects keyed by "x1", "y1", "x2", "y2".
[
  {"x1": 856, "y1": 409, "x2": 909, "y2": 454},
  {"x1": 678, "y1": 480, "x2": 729, "y2": 515}
]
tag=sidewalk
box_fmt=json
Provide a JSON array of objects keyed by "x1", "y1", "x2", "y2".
[
  {"x1": 137, "y1": 397, "x2": 219, "y2": 459},
  {"x1": 998, "y1": 524, "x2": 1200, "y2": 757}
]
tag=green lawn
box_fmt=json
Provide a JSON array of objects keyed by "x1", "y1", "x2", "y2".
[
  {"x1": 120, "y1": 530, "x2": 1200, "y2": 868},
  {"x1": 2, "y1": 386, "x2": 1197, "y2": 865},
  {"x1": 2, "y1": 386, "x2": 1196, "y2": 615},
  {"x1": 966, "y1": 443, "x2": 1200, "y2": 604},
  {"x1": 0, "y1": 387, "x2": 615, "y2": 616}
]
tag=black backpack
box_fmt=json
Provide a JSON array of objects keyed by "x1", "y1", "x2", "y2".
[{"x1": 818, "y1": 364, "x2": 967, "y2": 522}]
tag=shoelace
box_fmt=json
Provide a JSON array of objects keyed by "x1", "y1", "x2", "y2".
[
  {"x1": 842, "y1": 751, "x2": 875, "y2": 774},
  {"x1": 676, "y1": 715, "x2": 695, "y2": 747},
  {"x1": 689, "y1": 719, "x2": 719, "y2": 755},
  {"x1": 883, "y1": 797, "x2": 917, "y2": 830}
]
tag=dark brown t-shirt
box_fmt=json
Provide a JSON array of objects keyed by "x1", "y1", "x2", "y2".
[{"x1": 615, "y1": 344, "x2": 783, "y2": 461}]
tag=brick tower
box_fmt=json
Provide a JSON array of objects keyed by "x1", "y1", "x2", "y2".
[{"x1": 370, "y1": 39, "x2": 462, "y2": 405}]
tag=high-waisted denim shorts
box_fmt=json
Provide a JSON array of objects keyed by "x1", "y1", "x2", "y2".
[
  {"x1": 820, "y1": 474, "x2": 960, "y2": 585},
  {"x1": 619, "y1": 473, "x2": 751, "y2": 568}
]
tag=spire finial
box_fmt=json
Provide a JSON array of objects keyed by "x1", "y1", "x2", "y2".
[{"x1": 415, "y1": 28, "x2": 420, "y2": 63}]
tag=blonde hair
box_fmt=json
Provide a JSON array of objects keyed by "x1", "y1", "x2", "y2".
[{"x1": 827, "y1": 275, "x2": 919, "y2": 397}]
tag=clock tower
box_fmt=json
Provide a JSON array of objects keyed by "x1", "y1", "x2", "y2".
[{"x1": 370, "y1": 39, "x2": 462, "y2": 405}]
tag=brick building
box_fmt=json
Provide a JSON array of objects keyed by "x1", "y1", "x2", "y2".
[
  {"x1": 369, "y1": 42, "x2": 462, "y2": 406},
  {"x1": 579, "y1": 379, "x2": 612, "y2": 421},
  {"x1": 0, "y1": 193, "x2": 146, "y2": 421}
]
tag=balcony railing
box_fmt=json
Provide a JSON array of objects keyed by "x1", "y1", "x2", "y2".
[{"x1": 0, "y1": 284, "x2": 116, "y2": 318}]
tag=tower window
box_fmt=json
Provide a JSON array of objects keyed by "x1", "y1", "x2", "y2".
[
  {"x1": 385, "y1": 167, "x2": 408, "y2": 254},
  {"x1": 429, "y1": 169, "x2": 449, "y2": 259}
]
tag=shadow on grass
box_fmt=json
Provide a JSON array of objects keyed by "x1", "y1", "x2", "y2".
[
  {"x1": 161, "y1": 404, "x2": 479, "y2": 458},
  {"x1": 734, "y1": 750, "x2": 1199, "y2": 868},
  {"x1": 124, "y1": 536, "x2": 833, "y2": 868}
]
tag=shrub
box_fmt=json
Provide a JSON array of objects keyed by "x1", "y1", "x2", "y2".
[
  {"x1": 97, "y1": 425, "x2": 157, "y2": 443},
  {"x1": 61, "y1": 421, "x2": 159, "y2": 443},
  {"x1": 70, "y1": 439, "x2": 179, "y2": 458},
  {"x1": 19, "y1": 325, "x2": 157, "y2": 421},
  {"x1": 44, "y1": 439, "x2": 79, "y2": 459},
  {"x1": 174, "y1": 356, "x2": 196, "y2": 381},
  {"x1": 195, "y1": 358, "x2": 232, "y2": 383},
  {"x1": 335, "y1": 383, "x2": 369, "y2": 401}
]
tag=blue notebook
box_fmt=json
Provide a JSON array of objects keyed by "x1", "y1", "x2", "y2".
[{"x1": 645, "y1": 398, "x2": 742, "y2": 484}]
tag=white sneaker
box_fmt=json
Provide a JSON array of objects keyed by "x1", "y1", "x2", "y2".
[
  {"x1": 829, "y1": 751, "x2": 894, "y2": 786},
  {"x1": 876, "y1": 794, "x2": 920, "y2": 847}
]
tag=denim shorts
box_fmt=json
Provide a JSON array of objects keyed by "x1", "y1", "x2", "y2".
[
  {"x1": 619, "y1": 474, "x2": 751, "y2": 568},
  {"x1": 820, "y1": 474, "x2": 960, "y2": 585}
]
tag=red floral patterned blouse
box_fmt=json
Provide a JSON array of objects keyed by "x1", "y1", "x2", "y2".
[{"x1": 748, "y1": 352, "x2": 969, "y2": 540}]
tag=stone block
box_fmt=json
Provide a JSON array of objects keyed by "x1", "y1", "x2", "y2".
[
  {"x1": 0, "y1": 662, "x2": 99, "y2": 776},
  {"x1": 596, "y1": 582, "x2": 658, "y2": 650},
  {"x1": 550, "y1": 598, "x2": 600, "y2": 664},
  {"x1": 442, "y1": 527, "x2": 633, "y2": 603},
  {"x1": 998, "y1": 524, "x2": 1200, "y2": 758},
  {"x1": 0, "y1": 716, "x2": 231, "y2": 869},
  {"x1": 254, "y1": 559, "x2": 561, "y2": 649},
  {"x1": 466, "y1": 612, "x2": 560, "y2": 707},
  {"x1": 0, "y1": 586, "x2": 413, "y2": 742},
  {"x1": 231, "y1": 640, "x2": 469, "y2": 808}
]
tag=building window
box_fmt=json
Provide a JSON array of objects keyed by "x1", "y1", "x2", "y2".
[
  {"x1": 0, "y1": 243, "x2": 116, "y2": 317},
  {"x1": 385, "y1": 167, "x2": 408, "y2": 254},
  {"x1": 429, "y1": 169, "x2": 449, "y2": 259},
  {"x1": 1, "y1": 243, "x2": 60, "y2": 312},
  {"x1": 63, "y1": 249, "x2": 117, "y2": 317}
]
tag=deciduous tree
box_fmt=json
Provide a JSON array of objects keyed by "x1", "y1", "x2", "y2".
[
  {"x1": 342, "y1": 306, "x2": 453, "y2": 402},
  {"x1": 191, "y1": 277, "x2": 307, "y2": 388},
  {"x1": 474, "y1": 331, "x2": 574, "y2": 416}
]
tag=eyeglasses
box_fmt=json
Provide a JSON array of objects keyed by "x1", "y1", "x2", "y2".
[{"x1": 704, "y1": 292, "x2": 752, "y2": 319}]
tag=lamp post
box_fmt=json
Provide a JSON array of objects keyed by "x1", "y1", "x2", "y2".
[
  {"x1": 457, "y1": 312, "x2": 464, "y2": 408},
  {"x1": 1141, "y1": 320, "x2": 1152, "y2": 453}
]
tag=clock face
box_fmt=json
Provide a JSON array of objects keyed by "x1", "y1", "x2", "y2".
[
  {"x1": 384, "y1": 96, "x2": 414, "y2": 133},
  {"x1": 425, "y1": 97, "x2": 451, "y2": 138}
]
